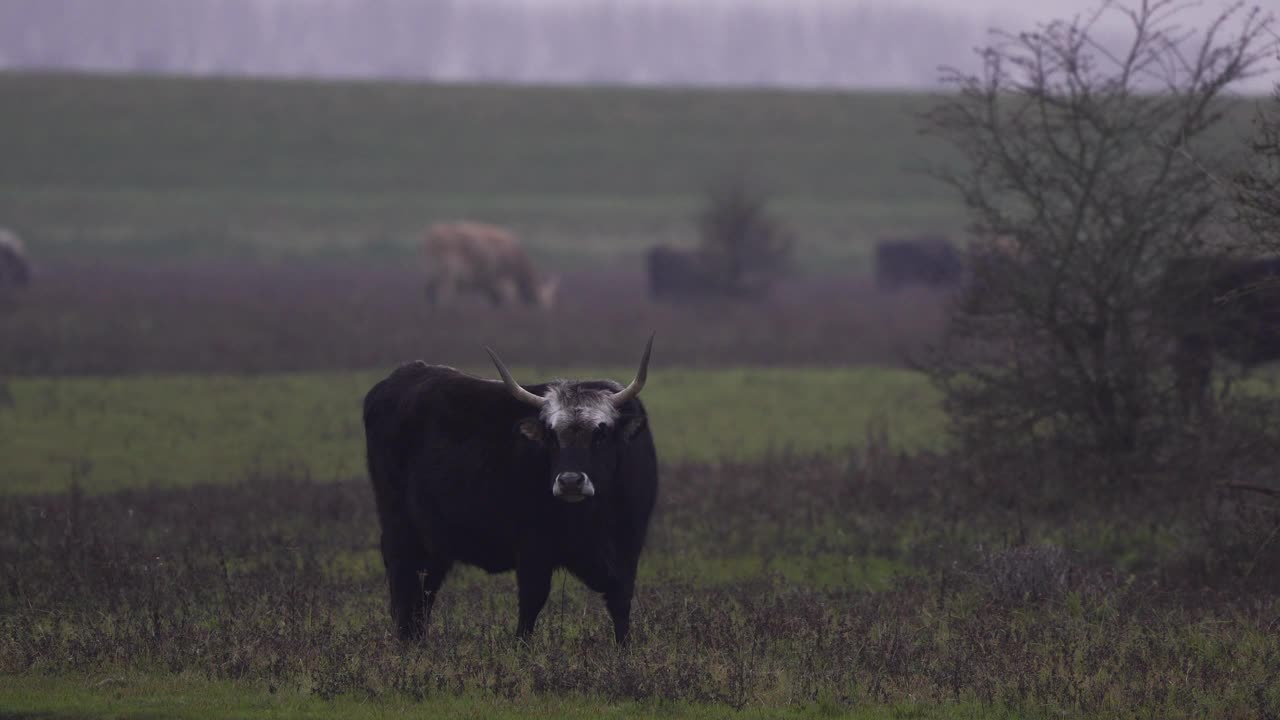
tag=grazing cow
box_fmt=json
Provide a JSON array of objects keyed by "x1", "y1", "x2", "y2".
[
  {"x1": 422, "y1": 222, "x2": 559, "y2": 308},
  {"x1": 646, "y1": 244, "x2": 720, "y2": 300},
  {"x1": 873, "y1": 236, "x2": 963, "y2": 292},
  {"x1": 0, "y1": 228, "x2": 30, "y2": 288},
  {"x1": 1158, "y1": 255, "x2": 1280, "y2": 413},
  {"x1": 363, "y1": 337, "x2": 659, "y2": 644}
]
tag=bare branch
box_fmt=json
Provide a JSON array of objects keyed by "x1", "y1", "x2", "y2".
[{"x1": 1218, "y1": 482, "x2": 1280, "y2": 498}]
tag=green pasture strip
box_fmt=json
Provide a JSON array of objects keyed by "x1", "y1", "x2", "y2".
[
  {"x1": 0, "y1": 367, "x2": 942, "y2": 496},
  {"x1": 0, "y1": 74, "x2": 956, "y2": 199},
  {"x1": 0, "y1": 74, "x2": 1258, "y2": 270},
  {"x1": 0, "y1": 73, "x2": 973, "y2": 270},
  {"x1": 0, "y1": 674, "x2": 1073, "y2": 720}
]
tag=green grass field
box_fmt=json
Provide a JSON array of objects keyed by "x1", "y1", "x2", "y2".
[
  {"x1": 0, "y1": 74, "x2": 1214, "y2": 274},
  {"x1": 0, "y1": 74, "x2": 1259, "y2": 271},
  {"x1": 0, "y1": 366, "x2": 941, "y2": 496},
  {"x1": 0, "y1": 675, "x2": 1060, "y2": 720},
  {"x1": 3, "y1": 72, "x2": 1277, "y2": 720},
  {"x1": 0, "y1": 73, "x2": 972, "y2": 270}
]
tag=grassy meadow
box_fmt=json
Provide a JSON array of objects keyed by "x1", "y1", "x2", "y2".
[
  {"x1": 0, "y1": 677, "x2": 1041, "y2": 720},
  {"x1": 0, "y1": 367, "x2": 941, "y2": 496},
  {"x1": 4, "y1": 453, "x2": 1277, "y2": 719},
  {"x1": 2, "y1": 72, "x2": 1278, "y2": 719},
  {"x1": 0, "y1": 74, "x2": 1260, "y2": 271},
  {"x1": 0, "y1": 73, "x2": 970, "y2": 270}
]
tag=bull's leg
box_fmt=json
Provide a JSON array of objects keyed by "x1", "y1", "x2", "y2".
[
  {"x1": 603, "y1": 578, "x2": 636, "y2": 645},
  {"x1": 1185, "y1": 362, "x2": 1212, "y2": 418},
  {"x1": 380, "y1": 522, "x2": 448, "y2": 641},
  {"x1": 1173, "y1": 340, "x2": 1213, "y2": 419},
  {"x1": 418, "y1": 557, "x2": 452, "y2": 630},
  {"x1": 382, "y1": 533, "x2": 426, "y2": 639},
  {"x1": 514, "y1": 559, "x2": 553, "y2": 640},
  {"x1": 570, "y1": 561, "x2": 638, "y2": 646}
]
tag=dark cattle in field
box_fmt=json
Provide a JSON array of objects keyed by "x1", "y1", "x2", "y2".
[
  {"x1": 873, "y1": 236, "x2": 963, "y2": 292},
  {"x1": 0, "y1": 228, "x2": 30, "y2": 288},
  {"x1": 962, "y1": 234, "x2": 1027, "y2": 312},
  {"x1": 1158, "y1": 255, "x2": 1280, "y2": 413},
  {"x1": 646, "y1": 244, "x2": 719, "y2": 300},
  {"x1": 363, "y1": 338, "x2": 658, "y2": 644},
  {"x1": 645, "y1": 244, "x2": 771, "y2": 300}
]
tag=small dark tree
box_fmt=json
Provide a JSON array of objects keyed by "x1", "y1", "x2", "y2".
[
  {"x1": 922, "y1": 0, "x2": 1274, "y2": 481},
  {"x1": 696, "y1": 176, "x2": 795, "y2": 297}
]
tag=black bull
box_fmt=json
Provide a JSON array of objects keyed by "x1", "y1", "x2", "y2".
[
  {"x1": 1159, "y1": 256, "x2": 1280, "y2": 410},
  {"x1": 363, "y1": 339, "x2": 658, "y2": 644}
]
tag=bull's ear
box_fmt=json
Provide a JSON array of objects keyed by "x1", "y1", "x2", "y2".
[
  {"x1": 620, "y1": 416, "x2": 647, "y2": 442},
  {"x1": 516, "y1": 417, "x2": 545, "y2": 443}
]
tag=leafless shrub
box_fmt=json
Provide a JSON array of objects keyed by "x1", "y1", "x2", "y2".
[
  {"x1": 696, "y1": 175, "x2": 795, "y2": 298},
  {"x1": 922, "y1": 0, "x2": 1276, "y2": 482}
]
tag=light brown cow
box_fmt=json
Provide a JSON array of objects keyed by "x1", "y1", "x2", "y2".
[{"x1": 422, "y1": 222, "x2": 558, "y2": 308}]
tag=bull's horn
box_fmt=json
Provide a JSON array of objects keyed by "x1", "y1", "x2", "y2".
[
  {"x1": 485, "y1": 347, "x2": 548, "y2": 408},
  {"x1": 611, "y1": 334, "x2": 655, "y2": 407}
]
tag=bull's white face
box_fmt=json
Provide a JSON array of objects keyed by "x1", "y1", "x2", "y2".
[
  {"x1": 488, "y1": 336, "x2": 653, "y2": 502},
  {"x1": 516, "y1": 382, "x2": 646, "y2": 503}
]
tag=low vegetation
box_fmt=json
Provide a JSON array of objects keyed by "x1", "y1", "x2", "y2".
[{"x1": 3, "y1": 453, "x2": 1277, "y2": 719}]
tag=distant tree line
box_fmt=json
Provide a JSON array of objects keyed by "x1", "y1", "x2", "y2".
[{"x1": 0, "y1": 0, "x2": 981, "y2": 87}]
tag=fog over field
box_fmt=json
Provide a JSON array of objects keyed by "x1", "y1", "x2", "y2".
[{"x1": 1, "y1": 0, "x2": 1271, "y2": 91}]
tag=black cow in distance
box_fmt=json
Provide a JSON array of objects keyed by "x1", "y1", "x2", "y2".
[
  {"x1": 873, "y1": 236, "x2": 963, "y2": 292},
  {"x1": 1158, "y1": 255, "x2": 1280, "y2": 413}
]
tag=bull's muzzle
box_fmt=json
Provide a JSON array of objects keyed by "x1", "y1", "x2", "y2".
[{"x1": 553, "y1": 471, "x2": 595, "y2": 502}]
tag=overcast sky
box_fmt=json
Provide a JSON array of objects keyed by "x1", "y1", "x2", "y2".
[
  {"x1": 536, "y1": 0, "x2": 1246, "y2": 23},
  {"x1": 923, "y1": 0, "x2": 1256, "y2": 29},
  {"x1": 0, "y1": 0, "x2": 1272, "y2": 91}
]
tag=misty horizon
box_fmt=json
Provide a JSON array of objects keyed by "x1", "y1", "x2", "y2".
[{"x1": 0, "y1": 0, "x2": 1273, "y2": 92}]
